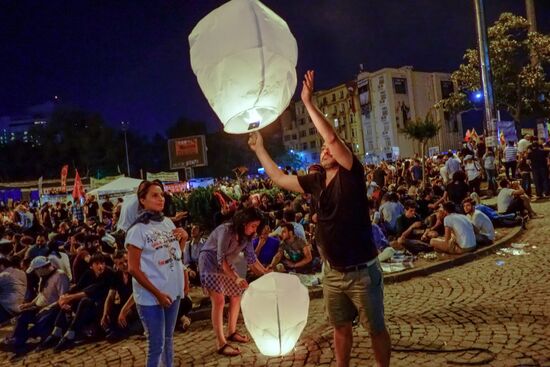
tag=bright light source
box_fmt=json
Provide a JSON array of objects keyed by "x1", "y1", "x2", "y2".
[
  {"x1": 241, "y1": 273, "x2": 309, "y2": 356},
  {"x1": 474, "y1": 92, "x2": 482, "y2": 100},
  {"x1": 189, "y1": 0, "x2": 297, "y2": 134}
]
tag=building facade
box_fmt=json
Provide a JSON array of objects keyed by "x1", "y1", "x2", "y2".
[
  {"x1": 282, "y1": 82, "x2": 364, "y2": 165},
  {"x1": 0, "y1": 101, "x2": 55, "y2": 146},
  {"x1": 358, "y1": 66, "x2": 462, "y2": 161}
]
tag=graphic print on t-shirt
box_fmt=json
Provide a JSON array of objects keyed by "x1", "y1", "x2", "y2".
[{"x1": 144, "y1": 230, "x2": 181, "y2": 271}]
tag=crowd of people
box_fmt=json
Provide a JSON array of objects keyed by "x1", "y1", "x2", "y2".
[{"x1": 0, "y1": 133, "x2": 547, "y2": 361}]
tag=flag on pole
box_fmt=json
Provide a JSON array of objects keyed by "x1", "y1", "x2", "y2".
[
  {"x1": 60, "y1": 165, "x2": 69, "y2": 192},
  {"x1": 464, "y1": 129, "x2": 471, "y2": 142},
  {"x1": 470, "y1": 128, "x2": 479, "y2": 143},
  {"x1": 72, "y1": 169, "x2": 85, "y2": 200}
]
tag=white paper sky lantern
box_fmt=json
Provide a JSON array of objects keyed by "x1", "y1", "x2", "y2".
[
  {"x1": 189, "y1": 0, "x2": 298, "y2": 134},
  {"x1": 241, "y1": 272, "x2": 309, "y2": 356}
]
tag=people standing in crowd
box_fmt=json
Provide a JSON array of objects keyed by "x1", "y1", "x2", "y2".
[
  {"x1": 482, "y1": 147, "x2": 498, "y2": 194},
  {"x1": 503, "y1": 141, "x2": 518, "y2": 180},
  {"x1": 464, "y1": 155, "x2": 482, "y2": 195},
  {"x1": 126, "y1": 181, "x2": 188, "y2": 367},
  {"x1": 84, "y1": 195, "x2": 100, "y2": 221},
  {"x1": 527, "y1": 143, "x2": 549, "y2": 199}
]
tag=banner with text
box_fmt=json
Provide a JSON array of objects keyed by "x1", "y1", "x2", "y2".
[{"x1": 146, "y1": 171, "x2": 180, "y2": 182}]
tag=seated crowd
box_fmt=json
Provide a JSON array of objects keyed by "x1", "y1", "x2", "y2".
[{"x1": 0, "y1": 144, "x2": 540, "y2": 356}]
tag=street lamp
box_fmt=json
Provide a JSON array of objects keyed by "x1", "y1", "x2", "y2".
[{"x1": 121, "y1": 121, "x2": 131, "y2": 177}]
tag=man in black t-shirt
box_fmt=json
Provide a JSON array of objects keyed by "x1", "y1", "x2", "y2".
[
  {"x1": 249, "y1": 70, "x2": 390, "y2": 367},
  {"x1": 527, "y1": 143, "x2": 549, "y2": 198},
  {"x1": 85, "y1": 195, "x2": 99, "y2": 220}
]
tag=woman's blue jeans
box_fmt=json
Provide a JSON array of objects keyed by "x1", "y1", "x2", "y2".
[{"x1": 136, "y1": 297, "x2": 181, "y2": 367}]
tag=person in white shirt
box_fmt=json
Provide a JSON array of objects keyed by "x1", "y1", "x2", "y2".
[
  {"x1": 126, "y1": 181, "x2": 188, "y2": 367},
  {"x1": 517, "y1": 134, "x2": 532, "y2": 153},
  {"x1": 464, "y1": 155, "x2": 482, "y2": 194},
  {"x1": 430, "y1": 202, "x2": 476, "y2": 254},
  {"x1": 462, "y1": 198, "x2": 495, "y2": 245},
  {"x1": 496, "y1": 179, "x2": 540, "y2": 218}
]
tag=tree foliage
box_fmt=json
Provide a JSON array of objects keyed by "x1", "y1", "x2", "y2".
[
  {"x1": 438, "y1": 13, "x2": 550, "y2": 123},
  {"x1": 400, "y1": 112, "x2": 441, "y2": 186}
]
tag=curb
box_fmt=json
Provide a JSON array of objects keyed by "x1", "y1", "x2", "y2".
[{"x1": 189, "y1": 225, "x2": 524, "y2": 322}]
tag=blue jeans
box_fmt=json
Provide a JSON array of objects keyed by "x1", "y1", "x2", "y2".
[{"x1": 136, "y1": 297, "x2": 181, "y2": 367}]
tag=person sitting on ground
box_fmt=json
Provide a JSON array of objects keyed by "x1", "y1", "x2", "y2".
[
  {"x1": 183, "y1": 224, "x2": 207, "y2": 286},
  {"x1": 270, "y1": 208, "x2": 306, "y2": 241},
  {"x1": 268, "y1": 223, "x2": 313, "y2": 273},
  {"x1": 46, "y1": 240, "x2": 73, "y2": 282},
  {"x1": 429, "y1": 202, "x2": 477, "y2": 254},
  {"x1": 462, "y1": 198, "x2": 495, "y2": 246},
  {"x1": 12, "y1": 256, "x2": 70, "y2": 356},
  {"x1": 497, "y1": 179, "x2": 541, "y2": 219},
  {"x1": 0, "y1": 256, "x2": 27, "y2": 324},
  {"x1": 101, "y1": 250, "x2": 140, "y2": 341},
  {"x1": 432, "y1": 171, "x2": 470, "y2": 211},
  {"x1": 379, "y1": 192, "x2": 404, "y2": 236},
  {"x1": 252, "y1": 223, "x2": 280, "y2": 268},
  {"x1": 38, "y1": 253, "x2": 114, "y2": 352},
  {"x1": 392, "y1": 201, "x2": 431, "y2": 255},
  {"x1": 24, "y1": 234, "x2": 48, "y2": 259}
]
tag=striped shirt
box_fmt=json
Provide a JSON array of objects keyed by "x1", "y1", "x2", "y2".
[{"x1": 504, "y1": 146, "x2": 518, "y2": 162}]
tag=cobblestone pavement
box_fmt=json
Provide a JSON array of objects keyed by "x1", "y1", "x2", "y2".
[{"x1": 3, "y1": 201, "x2": 550, "y2": 366}]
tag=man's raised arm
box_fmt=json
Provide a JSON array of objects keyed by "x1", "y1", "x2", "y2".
[
  {"x1": 248, "y1": 131, "x2": 304, "y2": 193},
  {"x1": 301, "y1": 70, "x2": 353, "y2": 170}
]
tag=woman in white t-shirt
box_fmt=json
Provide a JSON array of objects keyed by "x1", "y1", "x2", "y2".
[{"x1": 126, "y1": 181, "x2": 188, "y2": 367}]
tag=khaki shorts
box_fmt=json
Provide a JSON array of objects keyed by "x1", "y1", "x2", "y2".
[
  {"x1": 446, "y1": 235, "x2": 476, "y2": 254},
  {"x1": 322, "y1": 260, "x2": 386, "y2": 334}
]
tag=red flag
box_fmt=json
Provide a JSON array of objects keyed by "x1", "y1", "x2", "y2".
[
  {"x1": 60, "y1": 164, "x2": 69, "y2": 192},
  {"x1": 72, "y1": 169, "x2": 85, "y2": 200},
  {"x1": 465, "y1": 129, "x2": 471, "y2": 142}
]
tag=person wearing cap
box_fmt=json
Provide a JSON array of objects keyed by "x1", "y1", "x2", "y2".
[
  {"x1": 46, "y1": 240, "x2": 73, "y2": 282},
  {"x1": 11, "y1": 256, "x2": 69, "y2": 356},
  {"x1": 464, "y1": 155, "x2": 482, "y2": 195}
]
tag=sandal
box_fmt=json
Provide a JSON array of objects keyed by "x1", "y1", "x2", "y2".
[
  {"x1": 227, "y1": 331, "x2": 250, "y2": 343},
  {"x1": 217, "y1": 343, "x2": 241, "y2": 356}
]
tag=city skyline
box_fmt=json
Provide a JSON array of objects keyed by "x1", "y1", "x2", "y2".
[{"x1": 1, "y1": 0, "x2": 549, "y2": 136}]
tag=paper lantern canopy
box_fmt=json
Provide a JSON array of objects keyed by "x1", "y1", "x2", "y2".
[
  {"x1": 189, "y1": 0, "x2": 298, "y2": 134},
  {"x1": 241, "y1": 272, "x2": 309, "y2": 356}
]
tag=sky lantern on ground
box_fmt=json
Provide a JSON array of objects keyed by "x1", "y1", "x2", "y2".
[
  {"x1": 189, "y1": 0, "x2": 298, "y2": 134},
  {"x1": 241, "y1": 272, "x2": 309, "y2": 356}
]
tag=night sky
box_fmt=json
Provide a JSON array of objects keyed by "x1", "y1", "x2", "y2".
[{"x1": 1, "y1": 0, "x2": 549, "y2": 136}]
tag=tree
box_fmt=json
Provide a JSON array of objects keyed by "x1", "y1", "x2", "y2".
[
  {"x1": 400, "y1": 112, "x2": 441, "y2": 187},
  {"x1": 438, "y1": 13, "x2": 550, "y2": 126}
]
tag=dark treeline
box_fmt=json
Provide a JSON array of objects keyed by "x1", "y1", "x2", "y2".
[{"x1": 0, "y1": 107, "x2": 288, "y2": 181}]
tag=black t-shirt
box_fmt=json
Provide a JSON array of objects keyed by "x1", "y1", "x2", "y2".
[
  {"x1": 396, "y1": 214, "x2": 421, "y2": 236},
  {"x1": 528, "y1": 149, "x2": 548, "y2": 169},
  {"x1": 298, "y1": 156, "x2": 378, "y2": 267},
  {"x1": 446, "y1": 181, "x2": 470, "y2": 205},
  {"x1": 373, "y1": 168, "x2": 386, "y2": 188},
  {"x1": 87, "y1": 201, "x2": 99, "y2": 218},
  {"x1": 110, "y1": 271, "x2": 133, "y2": 305}
]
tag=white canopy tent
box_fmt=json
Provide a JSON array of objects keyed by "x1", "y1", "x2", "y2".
[{"x1": 87, "y1": 177, "x2": 142, "y2": 201}]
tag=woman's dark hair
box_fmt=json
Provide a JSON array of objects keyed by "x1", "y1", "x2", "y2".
[
  {"x1": 137, "y1": 181, "x2": 164, "y2": 209},
  {"x1": 231, "y1": 207, "x2": 264, "y2": 240}
]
